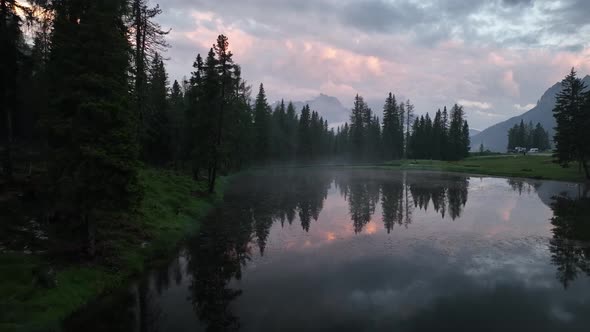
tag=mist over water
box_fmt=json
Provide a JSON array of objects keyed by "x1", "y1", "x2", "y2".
[{"x1": 65, "y1": 169, "x2": 590, "y2": 332}]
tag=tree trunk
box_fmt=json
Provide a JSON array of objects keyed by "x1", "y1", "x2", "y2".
[{"x1": 582, "y1": 159, "x2": 590, "y2": 180}]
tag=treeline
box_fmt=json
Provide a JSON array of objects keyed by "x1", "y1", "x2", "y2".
[
  {"x1": 333, "y1": 96, "x2": 471, "y2": 161},
  {"x1": 507, "y1": 120, "x2": 551, "y2": 151},
  {"x1": 0, "y1": 0, "x2": 473, "y2": 257}
]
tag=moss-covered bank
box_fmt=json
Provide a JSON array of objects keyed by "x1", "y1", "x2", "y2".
[{"x1": 0, "y1": 169, "x2": 226, "y2": 332}]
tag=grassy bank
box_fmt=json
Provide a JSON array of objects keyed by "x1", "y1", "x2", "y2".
[
  {"x1": 0, "y1": 169, "x2": 226, "y2": 332},
  {"x1": 380, "y1": 155, "x2": 586, "y2": 182}
]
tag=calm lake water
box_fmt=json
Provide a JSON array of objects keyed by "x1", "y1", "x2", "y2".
[{"x1": 65, "y1": 169, "x2": 590, "y2": 332}]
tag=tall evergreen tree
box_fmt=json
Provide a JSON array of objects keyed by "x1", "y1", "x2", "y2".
[
  {"x1": 0, "y1": 0, "x2": 23, "y2": 182},
  {"x1": 168, "y1": 79, "x2": 185, "y2": 166},
  {"x1": 553, "y1": 68, "x2": 590, "y2": 179},
  {"x1": 404, "y1": 100, "x2": 414, "y2": 158},
  {"x1": 461, "y1": 120, "x2": 470, "y2": 158},
  {"x1": 143, "y1": 53, "x2": 170, "y2": 165},
  {"x1": 254, "y1": 83, "x2": 270, "y2": 161},
  {"x1": 448, "y1": 104, "x2": 466, "y2": 160},
  {"x1": 432, "y1": 110, "x2": 443, "y2": 160},
  {"x1": 129, "y1": 0, "x2": 169, "y2": 137},
  {"x1": 207, "y1": 34, "x2": 236, "y2": 193},
  {"x1": 298, "y1": 105, "x2": 312, "y2": 159},
  {"x1": 46, "y1": 0, "x2": 142, "y2": 257},
  {"x1": 382, "y1": 92, "x2": 402, "y2": 160}
]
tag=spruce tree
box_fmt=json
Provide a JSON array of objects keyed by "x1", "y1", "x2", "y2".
[
  {"x1": 168, "y1": 80, "x2": 185, "y2": 166},
  {"x1": 432, "y1": 110, "x2": 443, "y2": 160},
  {"x1": 0, "y1": 0, "x2": 22, "y2": 182},
  {"x1": 143, "y1": 53, "x2": 171, "y2": 165},
  {"x1": 285, "y1": 101, "x2": 298, "y2": 159},
  {"x1": 461, "y1": 120, "x2": 470, "y2": 158},
  {"x1": 553, "y1": 68, "x2": 590, "y2": 179},
  {"x1": 448, "y1": 104, "x2": 465, "y2": 160},
  {"x1": 298, "y1": 105, "x2": 311, "y2": 159},
  {"x1": 208, "y1": 34, "x2": 236, "y2": 193},
  {"x1": 47, "y1": 0, "x2": 142, "y2": 257},
  {"x1": 404, "y1": 100, "x2": 414, "y2": 158},
  {"x1": 254, "y1": 83, "x2": 270, "y2": 161},
  {"x1": 382, "y1": 92, "x2": 402, "y2": 160}
]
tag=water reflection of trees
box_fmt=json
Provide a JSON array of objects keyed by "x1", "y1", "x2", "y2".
[
  {"x1": 335, "y1": 172, "x2": 470, "y2": 233},
  {"x1": 548, "y1": 193, "x2": 590, "y2": 288},
  {"x1": 186, "y1": 208, "x2": 251, "y2": 332},
  {"x1": 226, "y1": 171, "x2": 472, "y2": 237}
]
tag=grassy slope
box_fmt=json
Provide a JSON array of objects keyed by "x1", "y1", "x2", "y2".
[
  {"x1": 380, "y1": 155, "x2": 586, "y2": 182},
  {"x1": 0, "y1": 169, "x2": 225, "y2": 332}
]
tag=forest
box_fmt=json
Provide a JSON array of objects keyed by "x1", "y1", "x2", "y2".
[
  {"x1": 0, "y1": 0, "x2": 475, "y2": 258},
  {"x1": 507, "y1": 120, "x2": 551, "y2": 151},
  {"x1": 3, "y1": 1, "x2": 590, "y2": 331}
]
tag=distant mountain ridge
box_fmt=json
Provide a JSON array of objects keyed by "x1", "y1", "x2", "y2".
[
  {"x1": 471, "y1": 75, "x2": 590, "y2": 152},
  {"x1": 469, "y1": 129, "x2": 481, "y2": 137},
  {"x1": 272, "y1": 93, "x2": 349, "y2": 126}
]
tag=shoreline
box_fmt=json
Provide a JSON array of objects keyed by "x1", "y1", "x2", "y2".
[{"x1": 0, "y1": 169, "x2": 228, "y2": 332}]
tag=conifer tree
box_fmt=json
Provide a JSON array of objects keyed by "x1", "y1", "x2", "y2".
[
  {"x1": 461, "y1": 120, "x2": 470, "y2": 158},
  {"x1": 143, "y1": 53, "x2": 170, "y2": 165},
  {"x1": 47, "y1": 0, "x2": 142, "y2": 257},
  {"x1": 382, "y1": 92, "x2": 402, "y2": 160},
  {"x1": 298, "y1": 105, "x2": 312, "y2": 159},
  {"x1": 553, "y1": 68, "x2": 590, "y2": 179},
  {"x1": 404, "y1": 100, "x2": 414, "y2": 158},
  {"x1": 0, "y1": 0, "x2": 23, "y2": 182},
  {"x1": 448, "y1": 104, "x2": 466, "y2": 160},
  {"x1": 168, "y1": 80, "x2": 185, "y2": 165},
  {"x1": 254, "y1": 83, "x2": 270, "y2": 161}
]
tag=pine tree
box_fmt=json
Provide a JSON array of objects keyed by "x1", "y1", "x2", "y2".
[
  {"x1": 382, "y1": 92, "x2": 402, "y2": 160},
  {"x1": 47, "y1": 0, "x2": 142, "y2": 257},
  {"x1": 285, "y1": 101, "x2": 298, "y2": 159},
  {"x1": 298, "y1": 105, "x2": 311, "y2": 159},
  {"x1": 208, "y1": 34, "x2": 236, "y2": 193},
  {"x1": 185, "y1": 53, "x2": 210, "y2": 180},
  {"x1": 168, "y1": 80, "x2": 185, "y2": 166},
  {"x1": 254, "y1": 83, "x2": 270, "y2": 161},
  {"x1": 404, "y1": 100, "x2": 414, "y2": 158},
  {"x1": 0, "y1": 0, "x2": 23, "y2": 182},
  {"x1": 143, "y1": 53, "x2": 170, "y2": 165},
  {"x1": 441, "y1": 106, "x2": 449, "y2": 159},
  {"x1": 461, "y1": 120, "x2": 470, "y2": 158},
  {"x1": 432, "y1": 110, "x2": 443, "y2": 160},
  {"x1": 129, "y1": 0, "x2": 169, "y2": 137},
  {"x1": 448, "y1": 104, "x2": 466, "y2": 160},
  {"x1": 553, "y1": 68, "x2": 590, "y2": 179}
]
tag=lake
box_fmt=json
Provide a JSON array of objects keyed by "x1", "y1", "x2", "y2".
[{"x1": 64, "y1": 169, "x2": 590, "y2": 332}]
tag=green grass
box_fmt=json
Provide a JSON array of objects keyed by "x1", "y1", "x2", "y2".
[
  {"x1": 0, "y1": 169, "x2": 226, "y2": 332},
  {"x1": 379, "y1": 155, "x2": 586, "y2": 182}
]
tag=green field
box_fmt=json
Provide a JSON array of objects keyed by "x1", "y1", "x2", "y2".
[
  {"x1": 381, "y1": 154, "x2": 587, "y2": 182},
  {"x1": 0, "y1": 169, "x2": 226, "y2": 332}
]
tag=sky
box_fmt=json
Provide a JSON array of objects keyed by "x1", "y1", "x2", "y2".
[{"x1": 154, "y1": 0, "x2": 590, "y2": 130}]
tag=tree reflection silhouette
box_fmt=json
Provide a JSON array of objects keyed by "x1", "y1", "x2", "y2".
[
  {"x1": 186, "y1": 207, "x2": 252, "y2": 331},
  {"x1": 549, "y1": 193, "x2": 590, "y2": 288}
]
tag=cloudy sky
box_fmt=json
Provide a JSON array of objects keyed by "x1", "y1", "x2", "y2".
[{"x1": 155, "y1": 0, "x2": 590, "y2": 130}]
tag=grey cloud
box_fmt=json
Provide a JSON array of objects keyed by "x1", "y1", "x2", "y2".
[
  {"x1": 502, "y1": 0, "x2": 534, "y2": 6},
  {"x1": 152, "y1": 0, "x2": 590, "y2": 129}
]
